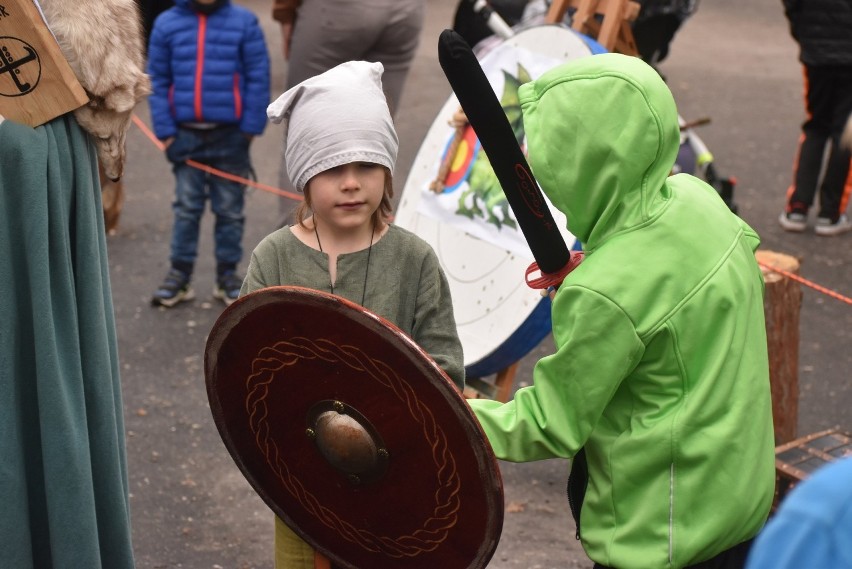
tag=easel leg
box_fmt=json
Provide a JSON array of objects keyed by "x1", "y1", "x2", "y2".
[
  {"x1": 494, "y1": 361, "x2": 520, "y2": 403},
  {"x1": 546, "y1": 0, "x2": 572, "y2": 24}
]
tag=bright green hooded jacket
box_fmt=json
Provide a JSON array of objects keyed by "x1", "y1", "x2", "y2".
[{"x1": 468, "y1": 53, "x2": 776, "y2": 568}]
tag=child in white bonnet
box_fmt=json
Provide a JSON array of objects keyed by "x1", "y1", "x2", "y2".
[{"x1": 241, "y1": 60, "x2": 465, "y2": 568}]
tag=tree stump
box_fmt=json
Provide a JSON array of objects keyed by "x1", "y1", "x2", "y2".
[{"x1": 755, "y1": 250, "x2": 802, "y2": 445}]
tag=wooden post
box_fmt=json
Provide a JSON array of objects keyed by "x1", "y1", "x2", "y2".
[{"x1": 755, "y1": 250, "x2": 802, "y2": 445}]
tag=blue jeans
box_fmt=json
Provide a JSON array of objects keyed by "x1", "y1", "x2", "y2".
[{"x1": 166, "y1": 125, "x2": 251, "y2": 274}]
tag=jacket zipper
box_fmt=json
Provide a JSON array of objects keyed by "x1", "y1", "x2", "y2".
[
  {"x1": 194, "y1": 14, "x2": 207, "y2": 121},
  {"x1": 669, "y1": 462, "x2": 675, "y2": 565},
  {"x1": 566, "y1": 447, "x2": 589, "y2": 540}
]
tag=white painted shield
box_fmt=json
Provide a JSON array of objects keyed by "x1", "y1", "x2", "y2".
[{"x1": 395, "y1": 25, "x2": 604, "y2": 376}]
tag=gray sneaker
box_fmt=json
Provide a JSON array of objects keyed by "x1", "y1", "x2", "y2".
[
  {"x1": 778, "y1": 211, "x2": 807, "y2": 232},
  {"x1": 151, "y1": 269, "x2": 194, "y2": 307},
  {"x1": 815, "y1": 215, "x2": 852, "y2": 236},
  {"x1": 213, "y1": 272, "x2": 243, "y2": 306}
]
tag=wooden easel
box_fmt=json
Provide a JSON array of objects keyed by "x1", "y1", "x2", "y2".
[
  {"x1": 545, "y1": 0, "x2": 641, "y2": 56},
  {"x1": 464, "y1": 363, "x2": 520, "y2": 403}
]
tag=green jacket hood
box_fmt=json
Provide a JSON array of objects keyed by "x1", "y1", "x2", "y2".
[{"x1": 519, "y1": 53, "x2": 680, "y2": 249}]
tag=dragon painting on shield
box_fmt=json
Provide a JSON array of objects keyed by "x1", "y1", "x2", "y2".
[{"x1": 445, "y1": 63, "x2": 532, "y2": 230}]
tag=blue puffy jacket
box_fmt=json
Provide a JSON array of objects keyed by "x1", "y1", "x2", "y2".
[{"x1": 147, "y1": 0, "x2": 270, "y2": 139}]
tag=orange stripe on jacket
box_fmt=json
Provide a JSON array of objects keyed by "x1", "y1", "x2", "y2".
[{"x1": 194, "y1": 14, "x2": 207, "y2": 121}]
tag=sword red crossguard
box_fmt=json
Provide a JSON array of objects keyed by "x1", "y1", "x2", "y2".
[
  {"x1": 439, "y1": 29, "x2": 577, "y2": 289},
  {"x1": 525, "y1": 252, "x2": 585, "y2": 291}
]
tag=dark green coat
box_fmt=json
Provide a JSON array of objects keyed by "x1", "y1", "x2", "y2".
[{"x1": 0, "y1": 116, "x2": 135, "y2": 568}]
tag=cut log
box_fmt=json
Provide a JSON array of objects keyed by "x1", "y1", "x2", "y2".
[{"x1": 755, "y1": 250, "x2": 802, "y2": 445}]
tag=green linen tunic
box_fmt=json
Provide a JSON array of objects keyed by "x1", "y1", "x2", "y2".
[{"x1": 241, "y1": 223, "x2": 465, "y2": 388}]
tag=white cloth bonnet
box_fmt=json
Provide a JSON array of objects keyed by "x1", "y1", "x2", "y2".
[{"x1": 267, "y1": 61, "x2": 399, "y2": 192}]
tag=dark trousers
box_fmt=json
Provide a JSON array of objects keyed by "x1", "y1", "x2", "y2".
[
  {"x1": 592, "y1": 538, "x2": 754, "y2": 569},
  {"x1": 786, "y1": 64, "x2": 852, "y2": 221}
]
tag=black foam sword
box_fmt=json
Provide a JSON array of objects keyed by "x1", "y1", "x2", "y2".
[
  {"x1": 437, "y1": 29, "x2": 578, "y2": 286},
  {"x1": 440, "y1": 30, "x2": 589, "y2": 533}
]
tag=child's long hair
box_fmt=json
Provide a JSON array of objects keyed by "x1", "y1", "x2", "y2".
[{"x1": 294, "y1": 166, "x2": 394, "y2": 230}]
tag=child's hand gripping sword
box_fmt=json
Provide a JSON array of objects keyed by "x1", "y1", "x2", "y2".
[{"x1": 437, "y1": 29, "x2": 583, "y2": 292}]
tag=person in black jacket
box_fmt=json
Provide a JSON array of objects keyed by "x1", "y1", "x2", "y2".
[
  {"x1": 136, "y1": 0, "x2": 174, "y2": 52},
  {"x1": 779, "y1": 0, "x2": 852, "y2": 236},
  {"x1": 631, "y1": 0, "x2": 699, "y2": 68}
]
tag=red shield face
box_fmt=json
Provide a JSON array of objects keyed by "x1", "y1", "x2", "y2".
[{"x1": 204, "y1": 286, "x2": 504, "y2": 568}]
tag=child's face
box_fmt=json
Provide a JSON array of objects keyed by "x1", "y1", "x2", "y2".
[{"x1": 306, "y1": 163, "x2": 385, "y2": 231}]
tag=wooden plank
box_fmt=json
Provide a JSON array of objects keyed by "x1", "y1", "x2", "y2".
[
  {"x1": 597, "y1": 0, "x2": 623, "y2": 51},
  {"x1": 614, "y1": 20, "x2": 639, "y2": 56},
  {"x1": 775, "y1": 428, "x2": 852, "y2": 482},
  {"x1": 547, "y1": 0, "x2": 640, "y2": 24},
  {"x1": 545, "y1": 0, "x2": 573, "y2": 24},
  {"x1": 569, "y1": 0, "x2": 598, "y2": 34}
]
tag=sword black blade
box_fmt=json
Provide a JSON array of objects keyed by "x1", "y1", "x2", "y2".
[{"x1": 438, "y1": 29, "x2": 571, "y2": 275}]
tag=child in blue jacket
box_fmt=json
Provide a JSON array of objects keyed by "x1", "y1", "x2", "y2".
[{"x1": 147, "y1": 0, "x2": 270, "y2": 307}]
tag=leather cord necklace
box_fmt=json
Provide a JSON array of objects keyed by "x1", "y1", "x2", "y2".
[{"x1": 314, "y1": 220, "x2": 374, "y2": 307}]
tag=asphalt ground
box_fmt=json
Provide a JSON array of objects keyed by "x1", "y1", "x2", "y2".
[{"x1": 113, "y1": 0, "x2": 851, "y2": 567}]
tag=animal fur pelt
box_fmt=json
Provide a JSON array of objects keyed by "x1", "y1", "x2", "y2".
[{"x1": 38, "y1": 0, "x2": 151, "y2": 182}]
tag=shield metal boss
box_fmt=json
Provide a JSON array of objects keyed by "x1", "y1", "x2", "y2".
[{"x1": 204, "y1": 286, "x2": 504, "y2": 568}]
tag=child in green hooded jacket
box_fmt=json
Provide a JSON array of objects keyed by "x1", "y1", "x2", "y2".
[{"x1": 467, "y1": 53, "x2": 776, "y2": 569}]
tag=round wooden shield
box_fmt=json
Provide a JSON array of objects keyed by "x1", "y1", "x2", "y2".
[{"x1": 204, "y1": 286, "x2": 504, "y2": 569}]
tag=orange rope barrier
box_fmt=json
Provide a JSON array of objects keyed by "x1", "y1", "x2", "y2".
[
  {"x1": 131, "y1": 115, "x2": 850, "y2": 307},
  {"x1": 757, "y1": 261, "x2": 852, "y2": 306},
  {"x1": 131, "y1": 114, "x2": 303, "y2": 201}
]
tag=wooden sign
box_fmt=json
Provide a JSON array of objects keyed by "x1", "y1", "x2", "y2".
[{"x1": 0, "y1": 0, "x2": 89, "y2": 127}]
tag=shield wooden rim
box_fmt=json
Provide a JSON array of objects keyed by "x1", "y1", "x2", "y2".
[{"x1": 204, "y1": 286, "x2": 504, "y2": 568}]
